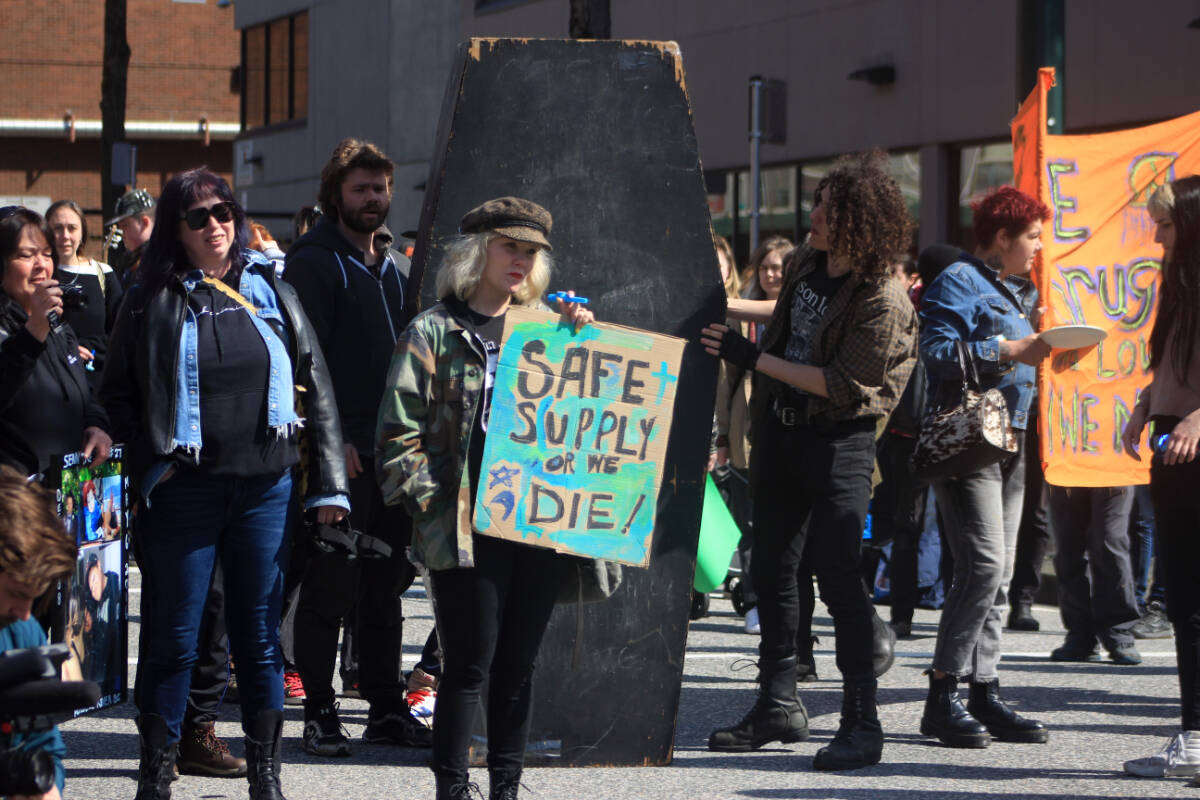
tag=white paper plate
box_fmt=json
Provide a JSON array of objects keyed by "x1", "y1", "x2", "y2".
[{"x1": 1039, "y1": 324, "x2": 1107, "y2": 349}]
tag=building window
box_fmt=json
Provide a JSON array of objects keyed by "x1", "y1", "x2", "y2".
[
  {"x1": 957, "y1": 142, "x2": 1013, "y2": 250},
  {"x1": 241, "y1": 11, "x2": 308, "y2": 130}
]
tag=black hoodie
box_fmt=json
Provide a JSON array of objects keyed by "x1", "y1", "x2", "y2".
[{"x1": 283, "y1": 218, "x2": 411, "y2": 454}]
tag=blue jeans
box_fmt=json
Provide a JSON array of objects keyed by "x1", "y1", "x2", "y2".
[{"x1": 135, "y1": 467, "x2": 293, "y2": 741}]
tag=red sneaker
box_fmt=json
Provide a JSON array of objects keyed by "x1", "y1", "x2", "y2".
[{"x1": 283, "y1": 670, "x2": 307, "y2": 705}]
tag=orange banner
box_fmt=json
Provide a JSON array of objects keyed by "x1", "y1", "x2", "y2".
[{"x1": 1012, "y1": 70, "x2": 1200, "y2": 486}]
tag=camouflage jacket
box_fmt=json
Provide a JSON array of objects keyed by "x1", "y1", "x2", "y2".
[{"x1": 375, "y1": 300, "x2": 487, "y2": 571}]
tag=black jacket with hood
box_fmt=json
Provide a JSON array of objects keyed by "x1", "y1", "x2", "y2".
[{"x1": 283, "y1": 217, "x2": 412, "y2": 455}]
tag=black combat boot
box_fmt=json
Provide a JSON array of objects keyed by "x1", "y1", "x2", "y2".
[
  {"x1": 1007, "y1": 603, "x2": 1040, "y2": 631},
  {"x1": 813, "y1": 679, "x2": 884, "y2": 770},
  {"x1": 872, "y1": 610, "x2": 897, "y2": 678},
  {"x1": 708, "y1": 655, "x2": 810, "y2": 751},
  {"x1": 135, "y1": 714, "x2": 178, "y2": 800},
  {"x1": 966, "y1": 678, "x2": 1049, "y2": 743},
  {"x1": 489, "y1": 769, "x2": 523, "y2": 800},
  {"x1": 436, "y1": 772, "x2": 482, "y2": 800},
  {"x1": 920, "y1": 672, "x2": 990, "y2": 748},
  {"x1": 245, "y1": 709, "x2": 287, "y2": 800}
]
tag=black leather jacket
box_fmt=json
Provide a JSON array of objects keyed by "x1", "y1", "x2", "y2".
[{"x1": 100, "y1": 259, "x2": 348, "y2": 502}]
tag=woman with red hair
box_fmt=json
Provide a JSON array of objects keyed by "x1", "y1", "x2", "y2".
[{"x1": 917, "y1": 186, "x2": 1053, "y2": 748}]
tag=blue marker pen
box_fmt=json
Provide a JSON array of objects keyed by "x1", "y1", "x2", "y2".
[
  {"x1": 548, "y1": 291, "x2": 589, "y2": 305},
  {"x1": 1152, "y1": 433, "x2": 1170, "y2": 453}
]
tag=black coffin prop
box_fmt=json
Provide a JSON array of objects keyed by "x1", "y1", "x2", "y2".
[{"x1": 410, "y1": 38, "x2": 724, "y2": 767}]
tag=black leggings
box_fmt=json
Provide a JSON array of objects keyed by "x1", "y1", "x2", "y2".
[
  {"x1": 1150, "y1": 416, "x2": 1200, "y2": 729},
  {"x1": 428, "y1": 535, "x2": 562, "y2": 780}
]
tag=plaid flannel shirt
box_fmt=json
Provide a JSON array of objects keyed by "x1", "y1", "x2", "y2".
[{"x1": 758, "y1": 246, "x2": 918, "y2": 424}]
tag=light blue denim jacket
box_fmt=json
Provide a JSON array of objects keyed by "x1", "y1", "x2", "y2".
[{"x1": 919, "y1": 254, "x2": 1038, "y2": 430}]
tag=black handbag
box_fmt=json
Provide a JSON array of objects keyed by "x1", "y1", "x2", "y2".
[{"x1": 910, "y1": 339, "x2": 1018, "y2": 481}]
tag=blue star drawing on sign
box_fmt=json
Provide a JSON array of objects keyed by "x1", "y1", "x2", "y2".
[
  {"x1": 488, "y1": 464, "x2": 520, "y2": 490},
  {"x1": 490, "y1": 491, "x2": 516, "y2": 521}
]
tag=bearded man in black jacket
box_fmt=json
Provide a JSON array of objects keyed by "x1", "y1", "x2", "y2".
[{"x1": 284, "y1": 138, "x2": 430, "y2": 755}]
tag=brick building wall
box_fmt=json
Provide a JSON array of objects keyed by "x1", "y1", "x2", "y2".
[{"x1": 0, "y1": 0, "x2": 240, "y2": 243}]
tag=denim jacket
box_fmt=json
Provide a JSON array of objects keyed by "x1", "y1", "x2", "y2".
[{"x1": 919, "y1": 255, "x2": 1038, "y2": 430}]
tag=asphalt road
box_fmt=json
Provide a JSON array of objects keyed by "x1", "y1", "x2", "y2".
[{"x1": 59, "y1": 567, "x2": 1194, "y2": 800}]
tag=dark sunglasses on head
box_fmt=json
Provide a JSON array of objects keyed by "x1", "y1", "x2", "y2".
[{"x1": 181, "y1": 201, "x2": 236, "y2": 231}]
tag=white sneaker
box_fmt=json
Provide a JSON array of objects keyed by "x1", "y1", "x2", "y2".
[
  {"x1": 1124, "y1": 731, "x2": 1200, "y2": 777},
  {"x1": 744, "y1": 606, "x2": 761, "y2": 635}
]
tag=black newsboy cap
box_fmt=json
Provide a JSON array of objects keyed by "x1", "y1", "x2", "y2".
[{"x1": 459, "y1": 196, "x2": 553, "y2": 250}]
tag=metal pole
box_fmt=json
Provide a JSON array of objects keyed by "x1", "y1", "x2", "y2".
[
  {"x1": 130, "y1": 144, "x2": 138, "y2": 189},
  {"x1": 748, "y1": 76, "x2": 763, "y2": 254}
]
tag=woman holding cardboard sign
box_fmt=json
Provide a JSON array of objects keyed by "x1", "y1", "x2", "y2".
[
  {"x1": 1120, "y1": 175, "x2": 1200, "y2": 779},
  {"x1": 376, "y1": 197, "x2": 592, "y2": 800},
  {"x1": 701, "y1": 152, "x2": 918, "y2": 771}
]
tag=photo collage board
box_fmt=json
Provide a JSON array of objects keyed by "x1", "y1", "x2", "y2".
[{"x1": 45, "y1": 446, "x2": 129, "y2": 714}]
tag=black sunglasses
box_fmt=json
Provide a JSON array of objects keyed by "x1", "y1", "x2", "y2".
[{"x1": 181, "y1": 201, "x2": 236, "y2": 231}]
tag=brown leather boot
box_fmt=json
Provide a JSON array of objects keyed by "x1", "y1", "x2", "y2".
[{"x1": 178, "y1": 721, "x2": 247, "y2": 777}]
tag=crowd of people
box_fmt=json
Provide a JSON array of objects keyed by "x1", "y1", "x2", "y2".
[{"x1": 0, "y1": 139, "x2": 1196, "y2": 800}]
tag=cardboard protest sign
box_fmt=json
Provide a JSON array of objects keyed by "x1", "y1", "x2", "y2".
[
  {"x1": 1013, "y1": 67, "x2": 1200, "y2": 487},
  {"x1": 473, "y1": 306, "x2": 684, "y2": 567}
]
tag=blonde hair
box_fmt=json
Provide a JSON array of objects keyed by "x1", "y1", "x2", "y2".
[
  {"x1": 714, "y1": 234, "x2": 740, "y2": 299},
  {"x1": 1148, "y1": 181, "x2": 1176, "y2": 218},
  {"x1": 436, "y1": 232, "x2": 552, "y2": 305}
]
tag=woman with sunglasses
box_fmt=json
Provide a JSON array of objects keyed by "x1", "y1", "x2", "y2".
[
  {"x1": 102, "y1": 169, "x2": 349, "y2": 800},
  {"x1": 0, "y1": 205, "x2": 111, "y2": 477}
]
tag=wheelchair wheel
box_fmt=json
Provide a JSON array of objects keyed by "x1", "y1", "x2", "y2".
[{"x1": 730, "y1": 579, "x2": 749, "y2": 616}]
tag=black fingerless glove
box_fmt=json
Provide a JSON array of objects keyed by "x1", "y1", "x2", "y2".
[{"x1": 718, "y1": 328, "x2": 760, "y2": 372}]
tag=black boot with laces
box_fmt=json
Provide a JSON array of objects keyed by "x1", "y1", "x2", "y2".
[
  {"x1": 813, "y1": 679, "x2": 883, "y2": 770},
  {"x1": 708, "y1": 655, "x2": 810, "y2": 751}
]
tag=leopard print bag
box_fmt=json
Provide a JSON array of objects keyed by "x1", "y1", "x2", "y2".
[{"x1": 911, "y1": 339, "x2": 1018, "y2": 481}]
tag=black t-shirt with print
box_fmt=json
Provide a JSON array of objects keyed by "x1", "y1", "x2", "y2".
[
  {"x1": 189, "y1": 280, "x2": 299, "y2": 477},
  {"x1": 768, "y1": 265, "x2": 850, "y2": 410},
  {"x1": 446, "y1": 297, "x2": 506, "y2": 503}
]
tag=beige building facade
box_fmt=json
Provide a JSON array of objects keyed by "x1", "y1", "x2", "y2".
[{"x1": 234, "y1": 0, "x2": 1200, "y2": 256}]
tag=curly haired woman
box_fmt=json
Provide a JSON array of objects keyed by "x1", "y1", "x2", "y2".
[{"x1": 702, "y1": 151, "x2": 919, "y2": 771}]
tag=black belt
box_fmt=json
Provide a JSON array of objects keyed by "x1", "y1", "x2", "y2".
[{"x1": 771, "y1": 396, "x2": 803, "y2": 427}]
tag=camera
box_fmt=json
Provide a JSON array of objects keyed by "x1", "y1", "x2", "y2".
[
  {"x1": 308, "y1": 517, "x2": 392, "y2": 559},
  {"x1": 0, "y1": 644, "x2": 100, "y2": 796},
  {"x1": 61, "y1": 284, "x2": 88, "y2": 311}
]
